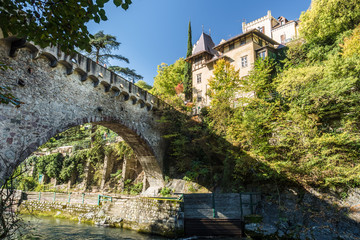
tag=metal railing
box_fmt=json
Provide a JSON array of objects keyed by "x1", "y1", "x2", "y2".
[{"x1": 97, "y1": 194, "x2": 112, "y2": 205}]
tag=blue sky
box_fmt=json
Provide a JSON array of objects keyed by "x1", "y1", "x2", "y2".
[{"x1": 87, "y1": 0, "x2": 311, "y2": 86}]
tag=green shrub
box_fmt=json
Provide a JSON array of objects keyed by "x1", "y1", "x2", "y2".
[{"x1": 160, "y1": 187, "x2": 172, "y2": 197}]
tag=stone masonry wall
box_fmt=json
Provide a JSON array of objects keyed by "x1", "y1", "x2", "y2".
[{"x1": 19, "y1": 196, "x2": 184, "y2": 237}]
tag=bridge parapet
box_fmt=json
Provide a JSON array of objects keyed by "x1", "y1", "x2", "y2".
[{"x1": 2, "y1": 37, "x2": 169, "y2": 112}]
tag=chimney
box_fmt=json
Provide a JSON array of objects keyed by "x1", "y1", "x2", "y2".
[{"x1": 267, "y1": 10, "x2": 272, "y2": 18}]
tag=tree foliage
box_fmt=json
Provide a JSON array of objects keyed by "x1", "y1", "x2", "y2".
[
  {"x1": 135, "y1": 80, "x2": 152, "y2": 91},
  {"x1": 150, "y1": 58, "x2": 186, "y2": 107},
  {"x1": 87, "y1": 31, "x2": 143, "y2": 82},
  {"x1": 208, "y1": 59, "x2": 240, "y2": 136},
  {"x1": 36, "y1": 153, "x2": 64, "y2": 180},
  {"x1": 60, "y1": 150, "x2": 88, "y2": 182},
  {"x1": 108, "y1": 66, "x2": 143, "y2": 82},
  {"x1": 341, "y1": 24, "x2": 360, "y2": 58},
  {"x1": 195, "y1": 1, "x2": 360, "y2": 191},
  {"x1": 0, "y1": 0, "x2": 132, "y2": 52},
  {"x1": 89, "y1": 31, "x2": 129, "y2": 64},
  {"x1": 184, "y1": 21, "x2": 193, "y2": 100},
  {"x1": 299, "y1": 0, "x2": 360, "y2": 46}
]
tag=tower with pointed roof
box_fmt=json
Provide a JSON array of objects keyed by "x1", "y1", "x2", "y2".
[{"x1": 186, "y1": 32, "x2": 218, "y2": 111}]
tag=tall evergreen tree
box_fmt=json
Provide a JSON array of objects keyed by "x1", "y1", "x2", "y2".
[{"x1": 184, "y1": 21, "x2": 193, "y2": 101}]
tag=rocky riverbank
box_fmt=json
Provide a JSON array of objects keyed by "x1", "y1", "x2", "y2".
[{"x1": 244, "y1": 187, "x2": 360, "y2": 240}]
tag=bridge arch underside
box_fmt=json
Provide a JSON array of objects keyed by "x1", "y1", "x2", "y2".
[
  {"x1": 98, "y1": 121, "x2": 164, "y2": 190},
  {"x1": 0, "y1": 118, "x2": 164, "y2": 191},
  {"x1": 0, "y1": 38, "x2": 165, "y2": 192}
]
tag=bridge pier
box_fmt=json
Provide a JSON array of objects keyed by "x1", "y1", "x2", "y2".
[{"x1": 100, "y1": 154, "x2": 115, "y2": 190}]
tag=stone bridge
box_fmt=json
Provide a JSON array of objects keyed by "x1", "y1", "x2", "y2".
[{"x1": 0, "y1": 37, "x2": 171, "y2": 193}]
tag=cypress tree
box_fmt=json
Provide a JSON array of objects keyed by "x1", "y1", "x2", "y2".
[{"x1": 184, "y1": 21, "x2": 193, "y2": 101}]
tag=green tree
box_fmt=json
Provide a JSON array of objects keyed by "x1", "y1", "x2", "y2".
[
  {"x1": 207, "y1": 59, "x2": 240, "y2": 136},
  {"x1": 150, "y1": 58, "x2": 186, "y2": 107},
  {"x1": 36, "y1": 153, "x2": 64, "y2": 180},
  {"x1": 184, "y1": 21, "x2": 193, "y2": 100},
  {"x1": 299, "y1": 0, "x2": 360, "y2": 46},
  {"x1": 135, "y1": 80, "x2": 152, "y2": 91},
  {"x1": 240, "y1": 58, "x2": 276, "y2": 99},
  {"x1": 108, "y1": 66, "x2": 143, "y2": 82},
  {"x1": 89, "y1": 31, "x2": 129, "y2": 64},
  {"x1": 228, "y1": 58, "x2": 279, "y2": 153},
  {"x1": 341, "y1": 24, "x2": 360, "y2": 57},
  {"x1": 88, "y1": 31, "x2": 143, "y2": 81},
  {"x1": 0, "y1": 0, "x2": 132, "y2": 52}
]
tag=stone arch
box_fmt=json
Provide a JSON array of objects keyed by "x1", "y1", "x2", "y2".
[
  {"x1": 10, "y1": 117, "x2": 163, "y2": 192},
  {"x1": 0, "y1": 37, "x2": 167, "y2": 193},
  {"x1": 137, "y1": 99, "x2": 146, "y2": 108},
  {"x1": 58, "y1": 60, "x2": 73, "y2": 75},
  {"x1": 100, "y1": 81, "x2": 111, "y2": 92},
  {"x1": 111, "y1": 86, "x2": 121, "y2": 97},
  {"x1": 74, "y1": 68, "x2": 87, "y2": 81}
]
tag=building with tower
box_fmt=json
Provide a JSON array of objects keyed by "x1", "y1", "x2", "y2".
[{"x1": 186, "y1": 10, "x2": 299, "y2": 113}]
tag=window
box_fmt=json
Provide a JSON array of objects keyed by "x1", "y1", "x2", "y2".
[
  {"x1": 195, "y1": 57, "x2": 202, "y2": 64},
  {"x1": 197, "y1": 73, "x2": 202, "y2": 84},
  {"x1": 194, "y1": 56, "x2": 202, "y2": 69},
  {"x1": 281, "y1": 34, "x2": 286, "y2": 44},
  {"x1": 241, "y1": 56, "x2": 248, "y2": 67},
  {"x1": 258, "y1": 51, "x2": 266, "y2": 59},
  {"x1": 240, "y1": 37, "x2": 246, "y2": 46},
  {"x1": 197, "y1": 93, "x2": 202, "y2": 102},
  {"x1": 229, "y1": 43, "x2": 234, "y2": 51}
]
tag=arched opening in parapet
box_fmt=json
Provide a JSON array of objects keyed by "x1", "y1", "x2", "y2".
[{"x1": 11, "y1": 123, "x2": 162, "y2": 195}]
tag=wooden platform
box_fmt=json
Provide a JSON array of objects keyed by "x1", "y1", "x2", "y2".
[
  {"x1": 185, "y1": 218, "x2": 244, "y2": 237},
  {"x1": 183, "y1": 193, "x2": 260, "y2": 237}
]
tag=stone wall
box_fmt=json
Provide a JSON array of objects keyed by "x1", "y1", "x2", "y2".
[
  {"x1": 19, "y1": 196, "x2": 184, "y2": 237},
  {"x1": 245, "y1": 187, "x2": 360, "y2": 240}
]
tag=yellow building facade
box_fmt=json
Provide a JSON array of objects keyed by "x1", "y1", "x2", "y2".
[{"x1": 186, "y1": 11, "x2": 298, "y2": 113}]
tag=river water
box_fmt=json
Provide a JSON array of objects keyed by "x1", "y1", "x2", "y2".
[
  {"x1": 18, "y1": 215, "x2": 168, "y2": 240},
  {"x1": 17, "y1": 215, "x2": 239, "y2": 240}
]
